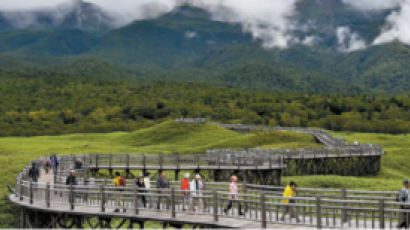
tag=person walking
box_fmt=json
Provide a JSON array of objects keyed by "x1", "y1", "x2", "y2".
[
  {"x1": 28, "y1": 163, "x2": 40, "y2": 184},
  {"x1": 189, "y1": 174, "x2": 204, "y2": 212},
  {"x1": 50, "y1": 153, "x2": 60, "y2": 174},
  {"x1": 224, "y1": 175, "x2": 244, "y2": 216},
  {"x1": 112, "y1": 172, "x2": 126, "y2": 212},
  {"x1": 136, "y1": 174, "x2": 147, "y2": 208},
  {"x1": 43, "y1": 156, "x2": 51, "y2": 174},
  {"x1": 156, "y1": 170, "x2": 169, "y2": 210},
  {"x1": 74, "y1": 158, "x2": 83, "y2": 170},
  {"x1": 280, "y1": 181, "x2": 300, "y2": 223},
  {"x1": 66, "y1": 170, "x2": 77, "y2": 204},
  {"x1": 180, "y1": 173, "x2": 190, "y2": 211},
  {"x1": 398, "y1": 179, "x2": 409, "y2": 228},
  {"x1": 65, "y1": 170, "x2": 77, "y2": 186}
]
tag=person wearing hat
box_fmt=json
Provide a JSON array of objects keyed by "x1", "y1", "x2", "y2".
[
  {"x1": 398, "y1": 179, "x2": 409, "y2": 228},
  {"x1": 180, "y1": 173, "x2": 190, "y2": 211},
  {"x1": 190, "y1": 174, "x2": 204, "y2": 212},
  {"x1": 280, "y1": 181, "x2": 299, "y2": 222},
  {"x1": 224, "y1": 175, "x2": 244, "y2": 216},
  {"x1": 136, "y1": 174, "x2": 147, "y2": 208}
]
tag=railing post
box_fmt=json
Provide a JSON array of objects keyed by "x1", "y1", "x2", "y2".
[
  {"x1": 95, "y1": 154, "x2": 99, "y2": 168},
  {"x1": 134, "y1": 186, "x2": 139, "y2": 215},
  {"x1": 261, "y1": 192, "x2": 267, "y2": 228},
  {"x1": 171, "y1": 188, "x2": 176, "y2": 218},
  {"x1": 29, "y1": 180, "x2": 33, "y2": 205},
  {"x1": 19, "y1": 180, "x2": 23, "y2": 201},
  {"x1": 341, "y1": 188, "x2": 347, "y2": 223},
  {"x1": 46, "y1": 182, "x2": 50, "y2": 208},
  {"x1": 316, "y1": 196, "x2": 322, "y2": 229},
  {"x1": 269, "y1": 156, "x2": 272, "y2": 169},
  {"x1": 379, "y1": 199, "x2": 385, "y2": 229},
  {"x1": 70, "y1": 184, "x2": 74, "y2": 210},
  {"x1": 213, "y1": 190, "x2": 218, "y2": 222},
  {"x1": 126, "y1": 154, "x2": 130, "y2": 177},
  {"x1": 159, "y1": 154, "x2": 163, "y2": 170},
  {"x1": 100, "y1": 185, "x2": 105, "y2": 212}
]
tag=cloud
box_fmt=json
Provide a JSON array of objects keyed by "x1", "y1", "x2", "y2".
[
  {"x1": 342, "y1": 0, "x2": 402, "y2": 11},
  {"x1": 373, "y1": 1, "x2": 410, "y2": 45},
  {"x1": 336, "y1": 26, "x2": 367, "y2": 52},
  {"x1": 185, "y1": 31, "x2": 198, "y2": 39},
  {"x1": 188, "y1": 0, "x2": 299, "y2": 48}
]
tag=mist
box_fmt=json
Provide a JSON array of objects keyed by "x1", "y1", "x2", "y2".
[{"x1": 1, "y1": 0, "x2": 410, "y2": 50}]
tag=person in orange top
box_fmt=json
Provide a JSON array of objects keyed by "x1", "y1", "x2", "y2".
[{"x1": 180, "y1": 173, "x2": 190, "y2": 211}]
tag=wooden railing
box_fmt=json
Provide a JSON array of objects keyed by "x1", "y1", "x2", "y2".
[{"x1": 12, "y1": 156, "x2": 408, "y2": 229}]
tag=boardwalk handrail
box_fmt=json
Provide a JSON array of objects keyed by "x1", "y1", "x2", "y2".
[{"x1": 11, "y1": 154, "x2": 409, "y2": 229}]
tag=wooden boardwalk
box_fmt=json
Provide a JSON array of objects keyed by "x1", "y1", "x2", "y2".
[{"x1": 10, "y1": 156, "x2": 408, "y2": 229}]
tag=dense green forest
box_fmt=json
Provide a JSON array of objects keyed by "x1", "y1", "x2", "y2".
[{"x1": 0, "y1": 68, "x2": 408, "y2": 136}]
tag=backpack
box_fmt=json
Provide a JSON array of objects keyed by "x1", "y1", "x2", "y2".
[{"x1": 119, "y1": 177, "x2": 126, "y2": 187}]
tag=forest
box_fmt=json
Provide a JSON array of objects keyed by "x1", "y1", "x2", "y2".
[{"x1": 0, "y1": 68, "x2": 408, "y2": 136}]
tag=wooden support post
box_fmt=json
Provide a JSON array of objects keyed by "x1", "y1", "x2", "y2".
[
  {"x1": 316, "y1": 196, "x2": 322, "y2": 229},
  {"x1": 213, "y1": 190, "x2": 218, "y2": 222},
  {"x1": 159, "y1": 154, "x2": 163, "y2": 171},
  {"x1": 19, "y1": 180, "x2": 23, "y2": 201},
  {"x1": 195, "y1": 155, "x2": 200, "y2": 169},
  {"x1": 261, "y1": 193, "x2": 267, "y2": 229},
  {"x1": 142, "y1": 154, "x2": 146, "y2": 171},
  {"x1": 95, "y1": 154, "x2": 99, "y2": 168},
  {"x1": 269, "y1": 156, "x2": 272, "y2": 169},
  {"x1": 341, "y1": 188, "x2": 347, "y2": 223},
  {"x1": 70, "y1": 184, "x2": 74, "y2": 210},
  {"x1": 126, "y1": 154, "x2": 130, "y2": 178},
  {"x1": 134, "y1": 186, "x2": 139, "y2": 215},
  {"x1": 46, "y1": 182, "x2": 50, "y2": 208},
  {"x1": 109, "y1": 154, "x2": 113, "y2": 177},
  {"x1": 379, "y1": 199, "x2": 385, "y2": 229},
  {"x1": 20, "y1": 208, "x2": 26, "y2": 228},
  {"x1": 29, "y1": 180, "x2": 33, "y2": 205},
  {"x1": 217, "y1": 155, "x2": 221, "y2": 169},
  {"x1": 100, "y1": 185, "x2": 106, "y2": 212},
  {"x1": 171, "y1": 188, "x2": 176, "y2": 218}
]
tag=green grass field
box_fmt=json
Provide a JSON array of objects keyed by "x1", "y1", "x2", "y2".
[{"x1": 0, "y1": 120, "x2": 408, "y2": 227}]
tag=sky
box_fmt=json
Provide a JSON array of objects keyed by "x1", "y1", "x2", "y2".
[{"x1": 0, "y1": 0, "x2": 409, "y2": 50}]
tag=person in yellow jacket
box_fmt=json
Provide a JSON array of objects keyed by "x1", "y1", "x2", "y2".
[
  {"x1": 112, "y1": 172, "x2": 126, "y2": 212},
  {"x1": 280, "y1": 181, "x2": 300, "y2": 222}
]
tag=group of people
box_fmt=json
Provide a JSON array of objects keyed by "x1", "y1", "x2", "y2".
[
  {"x1": 29, "y1": 154, "x2": 409, "y2": 228},
  {"x1": 28, "y1": 153, "x2": 60, "y2": 183}
]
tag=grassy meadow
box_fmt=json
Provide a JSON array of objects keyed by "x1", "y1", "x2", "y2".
[{"x1": 0, "y1": 120, "x2": 408, "y2": 227}]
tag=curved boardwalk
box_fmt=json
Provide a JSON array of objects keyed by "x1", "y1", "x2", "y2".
[{"x1": 10, "y1": 155, "x2": 408, "y2": 229}]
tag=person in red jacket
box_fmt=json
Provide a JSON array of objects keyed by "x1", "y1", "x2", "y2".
[{"x1": 180, "y1": 173, "x2": 190, "y2": 211}]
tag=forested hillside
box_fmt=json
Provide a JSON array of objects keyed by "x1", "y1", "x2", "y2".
[
  {"x1": 0, "y1": 69, "x2": 408, "y2": 136},
  {"x1": 0, "y1": 3, "x2": 408, "y2": 94}
]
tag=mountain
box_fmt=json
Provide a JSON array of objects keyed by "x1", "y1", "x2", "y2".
[
  {"x1": 0, "y1": 0, "x2": 113, "y2": 33},
  {"x1": 0, "y1": 29, "x2": 102, "y2": 57},
  {"x1": 0, "y1": 3, "x2": 408, "y2": 94},
  {"x1": 89, "y1": 5, "x2": 253, "y2": 68}
]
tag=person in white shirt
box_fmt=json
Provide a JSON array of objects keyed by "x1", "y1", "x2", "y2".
[{"x1": 189, "y1": 174, "x2": 204, "y2": 212}]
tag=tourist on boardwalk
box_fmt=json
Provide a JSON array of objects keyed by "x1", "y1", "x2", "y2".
[
  {"x1": 144, "y1": 172, "x2": 151, "y2": 189},
  {"x1": 65, "y1": 170, "x2": 77, "y2": 185},
  {"x1": 180, "y1": 173, "x2": 190, "y2": 211},
  {"x1": 112, "y1": 171, "x2": 126, "y2": 212},
  {"x1": 224, "y1": 175, "x2": 244, "y2": 216},
  {"x1": 156, "y1": 170, "x2": 169, "y2": 210},
  {"x1": 398, "y1": 179, "x2": 409, "y2": 228},
  {"x1": 28, "y1": 162, "x2": 40, "y2": 184},
  {"x1": 136, "y1": 174, "x2": 147, "y2": 208},
  {"x1": 280, "y1": 181, "x2": 300, "y2": 223},
  {"x1": 74, "y1": 158, "x2": 83, "y2": 170},
  {"x1": 190, "y1": 174, "x2": 204, "y2": 212},
  {"x1": 50, "y1": 153, "x2": 60, "y2": 174},
  {"x1": 43, "y1": 156, "x2": 51, "y2": 174}
]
